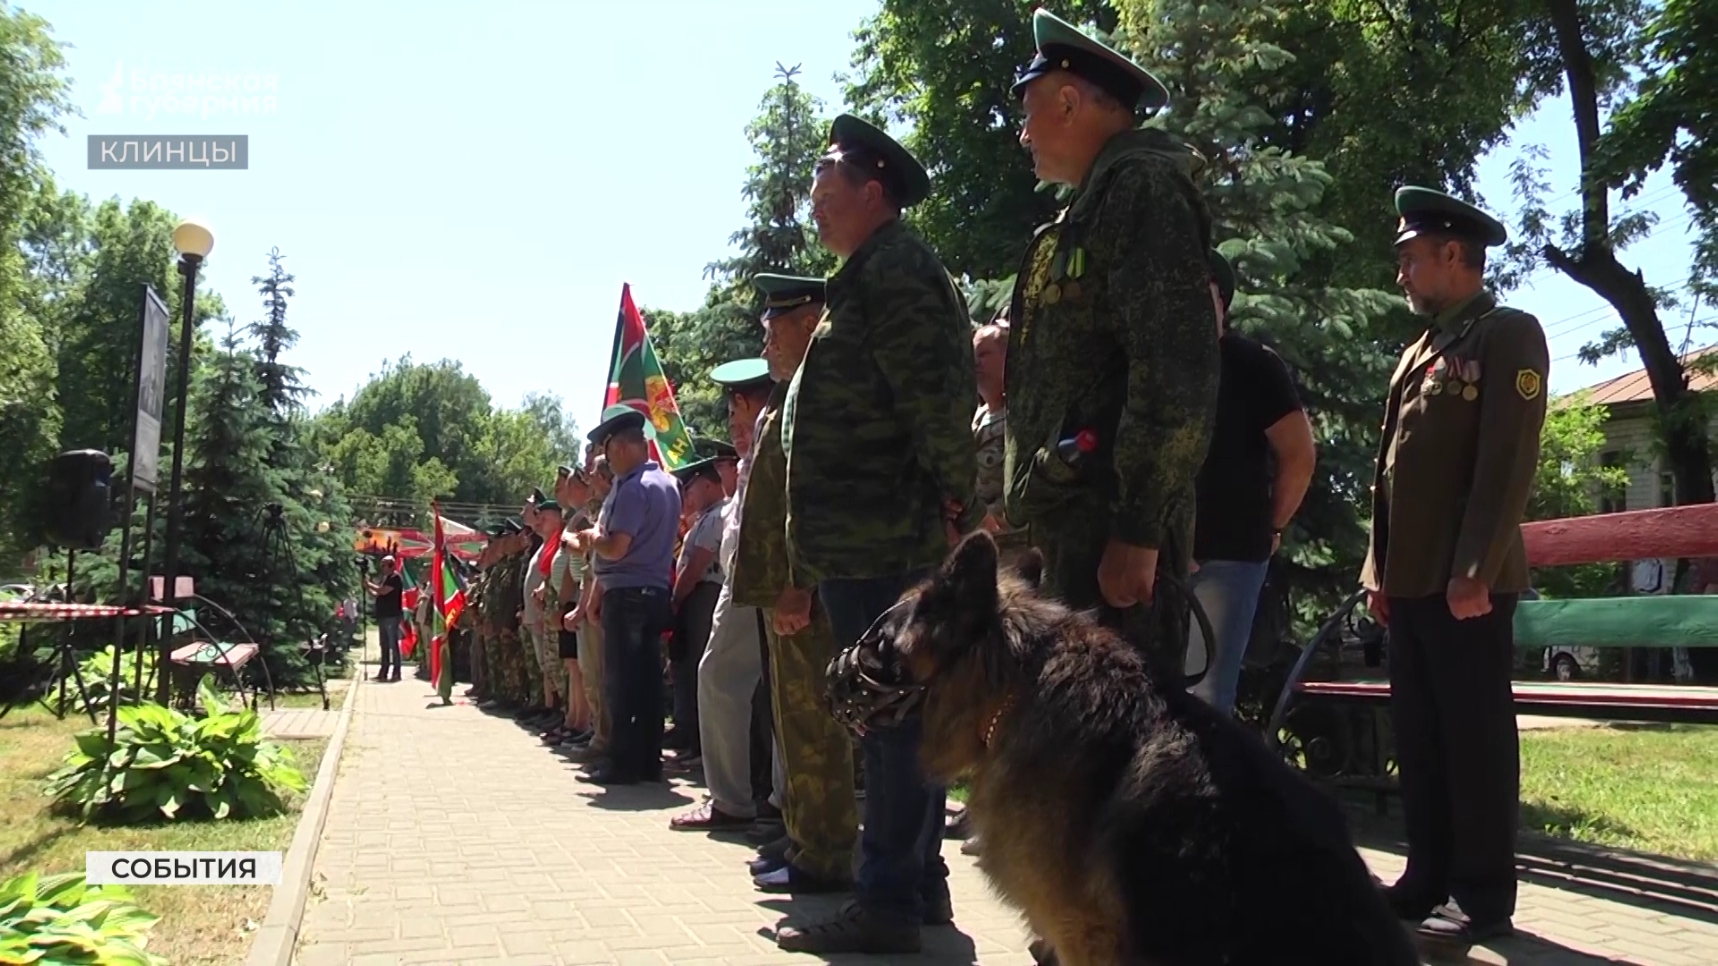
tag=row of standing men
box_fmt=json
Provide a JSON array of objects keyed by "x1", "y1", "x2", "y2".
[{"x1": 464, "y1": 6, "x2": 1551, "y2": 956}]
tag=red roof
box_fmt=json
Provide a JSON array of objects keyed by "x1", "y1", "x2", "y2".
[{"x1": 1576, "y1": 344, "x2": 1718, "y2": 406}]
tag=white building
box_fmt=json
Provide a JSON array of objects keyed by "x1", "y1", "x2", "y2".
[{"x1": 1570, "y1": 346, "x2": 1718, "y2": 512}]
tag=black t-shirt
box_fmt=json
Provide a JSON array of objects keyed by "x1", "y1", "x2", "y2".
[
  {"x1": 1194, "y1": 333, "x2": 1303, "y2": 563},
  {"x1": 375, "y1": 573, "x2": 403, "y2": 619}
]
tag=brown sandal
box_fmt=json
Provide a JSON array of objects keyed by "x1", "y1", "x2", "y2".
[{"x1": 669, "y1": 801, "x2": 752, "y2": 831}]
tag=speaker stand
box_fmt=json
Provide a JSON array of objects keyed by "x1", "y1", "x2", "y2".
[{"x1": 0, "y1": 549, "x2": 99, "y2": 725}]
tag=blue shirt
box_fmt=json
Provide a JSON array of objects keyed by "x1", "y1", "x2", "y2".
[{"x1": 592, "y1": 460, "x2": 681, "y2": 591}]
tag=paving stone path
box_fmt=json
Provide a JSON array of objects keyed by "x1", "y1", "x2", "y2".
[{"x1": 292, "y1": 666, "x2": 1718, "y2": 965}]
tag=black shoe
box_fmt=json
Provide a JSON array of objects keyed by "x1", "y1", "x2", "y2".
[
  {"x1": 745, "y1": 819, "x2": 786, "y2": 845},
  {"x1": 753, "y1": 862, "x2": 851, "y2": 895},
  {"x1": 577, "y1": 767, "x2": 639, "y2": 786},
  {"x1": 1417, "y1": 903, "x2": 1513, "y2": 945},
  {"x1": 922, "y1": 886, "x2": 953, "y2": 926},
  {"x1": 1382, "y1": 881, "x2": 1441, "y2": 922},
  {"x1": 749, "y1": 852, "x2": 789, "y2": 876},
  {"x1": 775, "y1": 901, "x2": 921, "y2": 954},
  {"x1": 755, "y1": 834, "x2": 792, "y2": 860}
]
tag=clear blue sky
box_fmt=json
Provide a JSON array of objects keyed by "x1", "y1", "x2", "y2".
[{"x1": 26, "y1": 0, "x2": 1702, "y2": 442}]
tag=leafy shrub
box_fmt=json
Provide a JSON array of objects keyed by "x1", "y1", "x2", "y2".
[
  {"x1": 56, "y1": 646, "x2": 158, "y2": 715},
  {"x1": 45, "y1": 680, "x2": 308, "y2": 823},
  {"x1": 0, "y1": 870, "x2": 167, "y2": 966}
]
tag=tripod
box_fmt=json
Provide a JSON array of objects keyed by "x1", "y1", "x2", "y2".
[
  {"x1": 259, "y1": 503, "x2": 331, "y2": 711},
  {"x1": 0, "y1": 548, "x2": 99, "y2": 724}
]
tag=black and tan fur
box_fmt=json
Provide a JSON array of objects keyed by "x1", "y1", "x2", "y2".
[{"x1": 872, "y1": 532, "x2": 1418, "y2": 966}]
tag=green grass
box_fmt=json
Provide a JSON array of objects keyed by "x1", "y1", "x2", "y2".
[
  {"x1": 1519, "y1": 722, "x2": 1718, "y2": 861},
  {"x1": 0, "y1": 705, "x2": 327, "y2": 966},
  {"x1": 951, "y1": 723, "x2": 1718, "y2": 862},
  {"x1": 262, "y1": 681, "x2": 348, "y2": 710}
]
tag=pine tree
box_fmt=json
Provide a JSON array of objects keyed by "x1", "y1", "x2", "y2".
[
  {"x1": 248, "y1": 246, "x2": 308, "y2": 419},
  {"x1": 705, "y1": 63, "x2": 836, "y2": 285},
  {"x1": 657, "y1": 64, "x2": 833, "y2": 437}
]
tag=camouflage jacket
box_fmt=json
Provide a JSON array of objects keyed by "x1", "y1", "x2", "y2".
[
  {"x1": 484, "y1": 552, "x2": 524, "y2": 635},
  {"x1": 731, "y1": 382, "x2": 805, "y2": 608},
  {"x1": 783, "y1": 219, "x2": 981, "y2": 583},
  {"x1": 465, "y1": 572, "x2": 488, "y2": 632},
  {"x1": 1002, "y1": 127, "x2": 1219, "y2": 550}
]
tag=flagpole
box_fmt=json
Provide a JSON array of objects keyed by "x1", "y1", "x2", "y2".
[{"x1": 602, "y1": 283, "x2": 628, "y2": 416}]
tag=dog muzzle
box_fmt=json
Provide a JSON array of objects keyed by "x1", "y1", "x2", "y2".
[{"x1": 824, "y1": 604, "x2": 926, "y2": 734}]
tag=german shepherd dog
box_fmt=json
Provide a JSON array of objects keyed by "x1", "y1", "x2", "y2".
[{"x1": 827, "y1": 532, "x2": 1418, "y2": 966}]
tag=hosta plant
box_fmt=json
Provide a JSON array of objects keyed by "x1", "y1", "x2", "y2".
[
  {"x1": 58, "y1": 646, "x2": 158, "y2": 716},
  {"x1": 45, "y1": 680, "x2": 308, "y2": 823},
  {"x1": 0, "y1": 870, "x2": 167, "y2": 966}
]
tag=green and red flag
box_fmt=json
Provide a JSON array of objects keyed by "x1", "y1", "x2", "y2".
[
  {"x1": 428, "y1": 505, "x2": 466, "y2": 701},
  {"x1": 398, "y1": 565, "x2": 419, "y2": 658},
  {"x1": 603, "y1": 283, "x2": 697, "y2": 470}
]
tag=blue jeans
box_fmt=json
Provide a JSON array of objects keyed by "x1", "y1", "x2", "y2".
[
  {"x1": 1185, "y1": 559, "x2": 1269, "y2": 713},
  {"x1": 819, "y1": 572, "x2": 948, "y2": 926},
  {"x1": 376, "y1": 616, "x2": 402, "y2": 679},
  {"x1": 602, "y1": 586, "x2": 673, "y2": 780}
]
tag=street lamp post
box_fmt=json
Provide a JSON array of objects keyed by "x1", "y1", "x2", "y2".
[{"x1": 155, "y1": 218, "x2": 214, "y2": 704}]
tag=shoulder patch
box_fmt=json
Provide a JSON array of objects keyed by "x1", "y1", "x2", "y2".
[{"x1": 1515, "y1": 368, "x2": 1542, "y2": 401}]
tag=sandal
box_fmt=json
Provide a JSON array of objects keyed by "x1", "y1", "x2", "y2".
[{"x1": 669, "y1": 801, "x2": 752, "y2": 832}]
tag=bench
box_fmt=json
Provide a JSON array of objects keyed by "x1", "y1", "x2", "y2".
[{"x1": 1264, "y1": 505, "x2": 1718, "y2": 800}]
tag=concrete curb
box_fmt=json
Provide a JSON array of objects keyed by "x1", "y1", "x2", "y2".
[{"x1": 244, "y1": 662, "x2": 361, "y2": 966}]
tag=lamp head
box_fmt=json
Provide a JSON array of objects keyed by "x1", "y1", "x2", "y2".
[{"x1": 171, "y1": 218, "x2": 215, "y2": 260}]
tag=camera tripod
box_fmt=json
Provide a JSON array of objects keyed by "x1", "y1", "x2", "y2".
[
  {"x1": 258, "y1": 503, "x2": 332, "y2": 711},
  {"x1": 0, "y1": 548, "x2": 99, "y2": 725}
]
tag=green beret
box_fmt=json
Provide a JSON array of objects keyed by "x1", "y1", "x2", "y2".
[
  {"x1": 1394, "y1": 186, "x2": 1508, "y2": 248},
  {"x1": 483, "y1": 524, "x2": 506, "y2": 538},
  {"x1": 753, "y1": 274, "x2": 827, "y2": 320},
  {"x1": 708, "y1": 440, "x2": 738, "y2": 461},
  {"x1": 587, "y1": 406, "x2": 649, "y2": 446},
  {"x1": 502, "y1": 519, "x2": 523, "y2": 534},
  {"x1": 708, "y1": 358, "x2": 773, "y2": 393},
  {"x1": 825, "y1": 114, "x2": 931, "y2": 209},
  {"x1": 536, "y1": 499, "x2": 562, "y2": 514},
  {"x1": 1208, "y1": 249, "x2": 1235, "y2": 309},
  {"x1": 1011, "y1": 9, "x2": 1170, "y2": 114},
  {"x1": 529, "y1": 487, "x2": 546, "y2": 505}
]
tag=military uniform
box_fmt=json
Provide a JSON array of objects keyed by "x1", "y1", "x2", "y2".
[
  {"x1": 490, "y1": 526, "x2": 536, "y2": 706},
  {"x1": 1002, "y1": 10, "x2": 1218, "y2": 678},
  {"x1": 576, "y1": 529, "x2": 608, "y2": 754},
  {"x1": 733, "y1": 276, "x2": 859, "y2": 890},
  {"x1": 1362, "y1": 187, "x2": 1547, "y2": 943},
  {"x1": 778, "y1": 116, "x2": 975, "y2": 953}
]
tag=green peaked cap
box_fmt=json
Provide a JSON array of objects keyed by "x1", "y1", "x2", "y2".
[
  {"x1": 825, "y1": 114, "x2": 931, "y2": 208},
  {"x1": 588, "y1": 405, "x2": 654, "y2": 445},
  {"x1": 708, "y1": 358, "x2": 773, "y2": 392},
  {"x1": 753, "y1": 273, "x2": 826, "y2": 319},
  {"x1": 1394, "y1": 186, "x2": 1508, "y2": 248},
  {"x1": 1011, "y1": 8, "x2": 1171, "y2": 113}
]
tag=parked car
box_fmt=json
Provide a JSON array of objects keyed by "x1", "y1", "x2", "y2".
[{"x1": 1543, "y1": 644, "x2": 1603, "y2": 681}]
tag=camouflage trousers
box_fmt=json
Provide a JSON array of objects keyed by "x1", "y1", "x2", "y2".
[
  {"x1": 578, "y1": 612, "x2": 609, "y2": 751},
  {"x1": 764, "y1": 602, "x2": 859, "y2": 881},
  {"x1": 524, "y1": 624, "x2": 566, "y2": 700},
  {"x1": 494, "y1": 628, "x2": 540, "y2": 707},
  {"x1": 469, "y1": 630, "x2": 488, "y2": 697},
  {"x1": 1029, "y1": 500, "x2": 1195, "y2": 680}
]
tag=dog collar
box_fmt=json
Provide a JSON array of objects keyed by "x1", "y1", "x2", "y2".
[{"x1": 982, "y1": 692, "x2": 1018, "y2": 748}]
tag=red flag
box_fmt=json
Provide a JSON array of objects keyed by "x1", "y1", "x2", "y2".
[{"x1": 602, "y1": 284, "x2": 697, "y2": 470}]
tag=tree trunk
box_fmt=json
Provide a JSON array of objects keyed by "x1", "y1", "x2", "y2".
[{"x1": 1544, "y1": 0, "x2": 1714, "y2": 507}]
